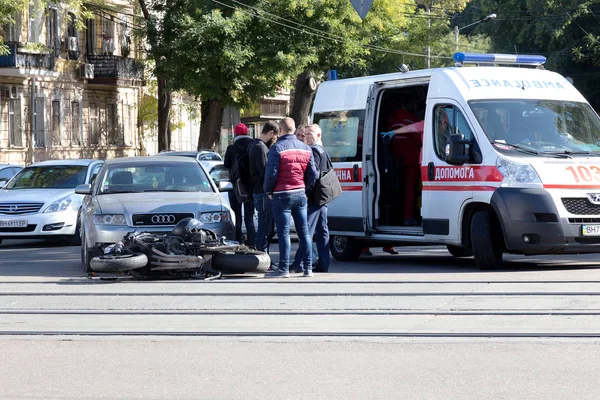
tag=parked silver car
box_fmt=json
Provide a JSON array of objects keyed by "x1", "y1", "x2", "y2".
[
  {"x1": 77, "y1": 156, "x2": 234, "y2": 271},
  {"x1": 0, "y1": 164, "x2": 23, "y2": 188},
  {"x1": 0, "y1": 159, "x2": 103, "y2": 246}
]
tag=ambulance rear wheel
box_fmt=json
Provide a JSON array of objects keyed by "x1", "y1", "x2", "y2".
[
  {"x1": 330, "y1": 236, "x2": 362, "y2": 262},
  {"x1": 471, "y1": 211, "x2": 503, "y2": 270},
  {"x1": 446, "y1": 245, "x2": 473, "y2": 258}
]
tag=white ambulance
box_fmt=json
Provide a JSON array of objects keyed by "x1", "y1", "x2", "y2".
[{"x1": 312, "y1": 52, "x2": 600, "y2": 269}]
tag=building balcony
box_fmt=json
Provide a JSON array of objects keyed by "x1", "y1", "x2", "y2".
[
  {"x1": 87, "y1": 55, "x2": 144, "y2": 82},
  {"x1": 0, "y1": 43, "x2": 55, "y2": 70}
]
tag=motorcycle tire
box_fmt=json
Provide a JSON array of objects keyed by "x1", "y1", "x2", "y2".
[
  {"x1": 90, "y1": 253, "x2": 148, "y2": 272},
  {"x1": 211, "y1": 251, "x2": 271, "y2": 274}
]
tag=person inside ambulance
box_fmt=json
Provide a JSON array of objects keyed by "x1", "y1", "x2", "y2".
[{"x1": 380, "y1": 110, "x2": 449, "y2": 226}]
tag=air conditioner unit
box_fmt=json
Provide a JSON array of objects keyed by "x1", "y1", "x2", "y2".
[
  {"x1": 79, "y1": 63, "x2": 94, "y2": 79},
  {"x1": 67, "y1": 36, "x2": 78, "y2": 52}
]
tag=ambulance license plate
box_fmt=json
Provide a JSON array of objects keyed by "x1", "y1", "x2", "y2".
[
  {"x1": 582, "y1": 225, "x2": 600, "y2": 236},
  {"x1": 0, "y1": 219, "x2": 27, "y2": 228}
]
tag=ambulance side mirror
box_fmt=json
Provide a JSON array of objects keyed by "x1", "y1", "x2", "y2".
[{"x1": 445, "y1": 134, "x2": 471, "y2": 166}]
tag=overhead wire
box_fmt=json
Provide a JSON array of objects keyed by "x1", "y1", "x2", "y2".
[{"x1": 212, "y1": 0, "x2": 452, "y2": 60}]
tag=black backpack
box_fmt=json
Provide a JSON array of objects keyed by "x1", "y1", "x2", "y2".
[
  {"x1": 311, "y1": 146, "x2": 342, "y2": 206},
  {"x1": 229, "y1": 139, "x2": 254, "y2": 203}
]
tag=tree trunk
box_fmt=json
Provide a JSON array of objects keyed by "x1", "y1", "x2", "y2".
[
  {"x1": 290, "y1": 71, "x2": 317, "y2": 126},
  {"x1": 157, "y1": 78, "x2": 172, "y2": 152},
  {"x1": 198, "y1": 99, "x2": 224, "y2": 151}
]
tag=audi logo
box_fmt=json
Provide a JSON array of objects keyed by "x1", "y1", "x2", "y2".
[{"x1": 151, "y1": 214, "x2": 176, "y2": 224}]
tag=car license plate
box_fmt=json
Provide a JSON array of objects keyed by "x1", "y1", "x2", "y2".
[
  {"x1": 582, "y1": 225, "x2": 600, "y2": 236},
  {"x1": 0, "y1": 219, "x2": 27, "y2": 228}
]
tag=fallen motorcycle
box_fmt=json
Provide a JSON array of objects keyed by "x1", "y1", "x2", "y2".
[{"x1": 89, "y1": 218, "x2": 271, "y2": 280}]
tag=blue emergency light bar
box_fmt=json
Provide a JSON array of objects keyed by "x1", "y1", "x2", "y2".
[{"x1": 453, "y1": 52, "x2": 546, "y2": 66}]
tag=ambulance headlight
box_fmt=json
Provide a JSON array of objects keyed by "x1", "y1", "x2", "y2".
[{"x1": 496, "y1": 157, "x2": 541, "y2": 185}]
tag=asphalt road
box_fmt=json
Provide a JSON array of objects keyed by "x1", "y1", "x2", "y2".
[{"x1": 3, "y1": 239, "x2": 600, "y2": 399}]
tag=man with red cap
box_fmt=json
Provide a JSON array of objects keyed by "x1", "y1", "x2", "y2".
[{"x1": 224, "y1": 123, "x2": 256, "y2": 245}]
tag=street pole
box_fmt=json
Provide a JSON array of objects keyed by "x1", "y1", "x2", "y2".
[
  {"x1": 453, "y1": 13, "x2": 497, "y2": 53},
  {"x1": 454, "y1": 25, "x2": 459, "y2": 52}
]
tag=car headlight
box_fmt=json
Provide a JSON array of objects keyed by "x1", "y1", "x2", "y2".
[
  {"x1": 199, "y1": 212, "x2": 231, "y2": 223},
  {"x1": 44, "y1": 196, "x2": 74, "y2": 213},
  {"x1": 496, "y1": 156, "x2": 541, "y2": 186},
  {"x1": 93, "y1": 214, "x2": 127, "y2": 225}
]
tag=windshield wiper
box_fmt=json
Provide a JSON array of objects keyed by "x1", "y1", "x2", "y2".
[
  {"x1": 551, "y1": 150, "x2": 600, "y2": 157},
  {"x1": 491, "y1": 141, "x2": 571, "y2": 158},
  {"x1": 99, "y1": 190, "x2": 142, "y2": 195}
]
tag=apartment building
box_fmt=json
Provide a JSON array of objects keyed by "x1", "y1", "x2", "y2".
[{"x1": 0, "y1": 0, "x2": 144, "y2": 165}]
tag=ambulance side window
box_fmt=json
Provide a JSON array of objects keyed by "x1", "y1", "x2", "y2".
[
  {"x1": 314, "y1": 110, "x2": 365, "y2": 162},
  {"x1": 433, "y1": 105, "x2": 475, "y2": 161}
]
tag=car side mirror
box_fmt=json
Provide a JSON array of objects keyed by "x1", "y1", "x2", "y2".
[
  {"x1": 75, "y1": 184, "x2": 92, "y2": 195},
  {"x1": 445, "y1": 134, "x2": 471, "y2": 166},
  {"x1": 218, "y1": 181, "x2": 233, "y2": 191},
  {"x1": 0, "y1": 180, "x2": 6, "y2": 189}
]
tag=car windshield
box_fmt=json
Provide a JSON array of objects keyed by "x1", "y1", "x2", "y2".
[
  {"x1": 98, "y1": 162, "x2": 214, "y2": 194},
  {"x1": 470, "y1": 99, "x2": 600, "y2": 155},
  {"x1": 4, "y1": 165, "x2": 88, "y2": 189}
]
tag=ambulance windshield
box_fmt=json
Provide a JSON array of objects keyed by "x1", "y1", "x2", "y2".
[{"x1": 470, "y1": 99, "x2": 600, "y2": 155}]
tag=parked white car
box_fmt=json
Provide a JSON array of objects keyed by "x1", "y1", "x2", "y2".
[
  {"x1": 0, "y1": 159, "x2": 103, "y2": 246},
  {"x1": 77, "y1": 156, "x2": 235, "y2": 271}
]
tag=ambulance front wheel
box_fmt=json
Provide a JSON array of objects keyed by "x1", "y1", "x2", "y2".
[
  {"x1": 330, "y1": 236, "x2": 363, "y2": 262},
  {"x1": 470, "y1": 210, "x2": 504, "y2": 270}
]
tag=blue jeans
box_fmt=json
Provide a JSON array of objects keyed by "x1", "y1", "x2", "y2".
[
  {"x1": 253, "y1": 193, "x2": 274, "y2": 254},
  {"x1": 272, "y1": 191, "x2": 312, "y2": 273},
  {"x1": 292, "y1": 203, "x2": 330, "y2": 271}
]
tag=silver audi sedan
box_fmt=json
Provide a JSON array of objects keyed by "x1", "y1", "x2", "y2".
[{"x1": 77, "y1": 156, "x2": 235, "y2": 271}]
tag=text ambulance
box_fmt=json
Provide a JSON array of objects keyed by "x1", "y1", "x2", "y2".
[{"x1": 312, "y1": 52, "x2": 600, "y2": 269}]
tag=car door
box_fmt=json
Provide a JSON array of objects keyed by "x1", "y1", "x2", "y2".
[{"x1": 421, "y1": 101, "x2": 479, "y2": 242}]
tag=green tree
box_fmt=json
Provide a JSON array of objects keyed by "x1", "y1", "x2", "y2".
[
  {"x1": 159, "y1": 0, "x2": 296, "y2": 149},
  {"x1": 464, "y1": 0, "x2": 600, "y2": 109}
]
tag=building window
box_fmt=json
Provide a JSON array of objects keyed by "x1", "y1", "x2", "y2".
[
  {"x1": 101, "y1": 17, "x2": 115, "y2": 55},
  {"x1": 89, "y1": 102, "x2": 99, "y2": 144},
  {"x1": 47, "y1": 7, "x2": 60, "y2": 57},
  {"x1": 5, "y1": 12, "x2": 20, "y2": 42},
  {"x1": 34, "y1": 97, "x2": 45, "y2": 147},
  {"x1": 71, "y1": 101, "x2": 82, "y2": 146},
  {"x1": 8, "y1": 99, "x2": 23, "y2": 147},
  {"x1": 67, "y1": 13, "x2": 79, "y2": 60},
  {"x1": 51, "y1": 100, "x2": 61, "y2": 145},
  {"x1": 118, "y1": 21, "x2": 131, "y2": 57},
  {"x1": 28, "y1": 4, "x2": 43, "y2": 44},
  {"x1": 86, "y1": 18, "x2": 96, "y2": 56},
  {"x1": 107, "y1": 103, "x2": 121, "y2": 145}
]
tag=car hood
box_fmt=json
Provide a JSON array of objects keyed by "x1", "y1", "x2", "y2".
[
  {"x1": 0, "y1": 188, "x2": 77, "y2": 205},
  {"x1": 95, "y1": 192, "x2": 226, "y2": 215}
]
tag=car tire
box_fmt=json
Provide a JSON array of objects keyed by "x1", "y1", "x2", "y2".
[
  {"x1": 446, "y1": 245, "x2": 473, "y2": 258},
  {"x1": 330, "y1": 235, "x2": 363, "y2": 262},
  {"x1": 212, "y1": 251, "x2": 271, "y2": 273},
  {"x1": 81, "y1": 229, "x2": 100, "y2": 273},
  {"x1": 471, "y1": 211, "x2": 504, "y2": 270},
  {"x1": 68, "y1": 213, "x2": 82, "y2": 246},
  {"x1": 90, "y1": 253, "x2": 148, "y2": 272}
]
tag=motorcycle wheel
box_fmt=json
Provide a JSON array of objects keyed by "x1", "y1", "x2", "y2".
[
  {"x1": 90, "y1": 253, "x2": 148, "y2": 272},
  {"x1": 211, "y1": 251, "x2": 271, "y2": 274}
]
